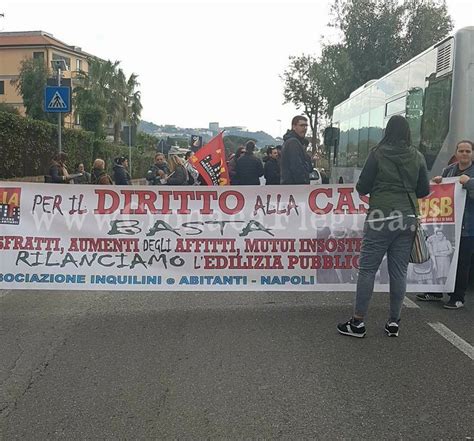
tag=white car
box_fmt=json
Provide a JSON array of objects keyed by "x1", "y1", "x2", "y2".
[{"x1": 309, "y1": 168, "x2": 322, "y2": 185}]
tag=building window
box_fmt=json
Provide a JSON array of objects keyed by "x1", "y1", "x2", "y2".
[
  {"x1": 33, "y1": 51, "x2": 45, "y2": 60},
  {"x1": 76, "y1": 59, "x2": 82, "y2": 71},
  {"x1": 0, "y1": 81, "x2": 4, "y2": 95}
]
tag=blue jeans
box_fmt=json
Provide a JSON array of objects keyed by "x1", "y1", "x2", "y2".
[{"x1": 354, "y1": 217, "x2": 416, "y2": 321}]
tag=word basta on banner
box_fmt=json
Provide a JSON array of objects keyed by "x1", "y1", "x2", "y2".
[{"x1": 0, "y1": 179, "x2": 465, "y2": 292}]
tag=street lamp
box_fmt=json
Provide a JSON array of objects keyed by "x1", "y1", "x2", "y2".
[
  {"x1": 51, "y1": 60, "x2": 68, "y2": 153},
  {"x1": 276, "y1": 119, "x2": 282, "y2": 138}
]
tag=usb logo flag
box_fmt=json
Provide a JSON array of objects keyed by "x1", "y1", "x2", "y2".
[{"x1": 190, "y1": 132, "x2": 229, "y2": 186}]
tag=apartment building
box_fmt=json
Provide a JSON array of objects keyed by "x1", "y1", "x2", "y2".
[{"x1": 0, "y1": 30, "x2": 93, "y2": 128}]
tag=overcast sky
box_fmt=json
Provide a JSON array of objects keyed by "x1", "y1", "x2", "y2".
[{"x1": 1, "y1": 0, "x2": 472, "y2": 137}]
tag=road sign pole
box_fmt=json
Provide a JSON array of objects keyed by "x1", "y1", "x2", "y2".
[
  {"x1": 128, "y1": 124, "x2": 132, "y2": 176},
  {"x1": 57, "y1": 68, "x2": 62, "y2": 153}
]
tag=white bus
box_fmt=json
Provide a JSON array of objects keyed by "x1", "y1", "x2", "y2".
[{"x1": 326, "y1": 26, "x2": 474, "y2": 183}]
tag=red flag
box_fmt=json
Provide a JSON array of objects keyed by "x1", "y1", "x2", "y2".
[{"x1": 190, "y1": 132, "x2": 229, "y2": 186}]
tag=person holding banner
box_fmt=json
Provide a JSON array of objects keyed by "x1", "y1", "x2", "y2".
[
  {"x1": 416, "y1": 140, "x2": 474, "y2": 309},
  {"x1": 146, "y1": 153, "x2": 170, "y2": 185},
  {"x1": 337, "y1": 115, "x2": 430, "y2": 338},
  {"x1": 91, "y1": 158, "x2": 113, "y2": 185},
  {"x1": 47, "y1": 152, "x2": 73, "y2": 184}
]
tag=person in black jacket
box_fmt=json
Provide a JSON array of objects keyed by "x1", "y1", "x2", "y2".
[
  {"x1": 47, "y1": 152, "x2": 73, "y2": 184},
  {"x1": 264, "y1": 147, "x2": 280, "y2": 185},
  {"x1": 146, "y1": 153, "x2": 170, "y2": 185},
  {"x1": 337, "y1": 115, "x2": 430, "y2": 338},
  {"x1": 113, "y1": 157, "x2": 131, "y2": 185},
  {"x1": 280, "y1": 116, "x2": 313, "y2": 184},
  {"x1": 235, "y1": 140, "x2": 264, "y2": 185}
]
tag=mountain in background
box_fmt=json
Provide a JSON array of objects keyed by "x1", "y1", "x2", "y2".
[{"x1": 138, "y1": 120, "x2": 280, "y2": 148}]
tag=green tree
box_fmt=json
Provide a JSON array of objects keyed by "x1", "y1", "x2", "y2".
[
  {"x1": 402, "y1": 0, "x2": 453, "y2": 61},
  {"x1": 331, "y1": 0, "x2": 405, "y2": 89},
  {"x1": 77, "y1": 102, "x2": 107, "y2": 138},
  {"x1": 118, "y1": 71, "x2": 143, "y2": 144},
  {"x1": 282, "y1": 55, "x2": 325, "y2": 150},
  {"x1": 330, "y1": 0, "x2": 453, "y2": 91},
  {"x1": 318, "y1": 44, "x2": 354, "y2": 116},
  {"x1": 12, "y1": 58, "x2": 55, "y2": 122},
  {"x1": 74, "y1": 58, "x2": 142, "y2": 143},
  {"x1": 136, "y1": 132, "x2": 159, "y2": 152}
]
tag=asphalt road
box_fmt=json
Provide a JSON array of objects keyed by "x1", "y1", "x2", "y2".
[{"x1": 0, "y1": 289, "x2": 473, "y2": 440}]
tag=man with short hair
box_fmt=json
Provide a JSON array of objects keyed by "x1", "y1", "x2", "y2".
[
  {"x1": 280, "y1": 116, "x2": 313, "y2": 184},
  {"x1": 264, "y1": 147, "x2": 280, "y2": 185},
  {"x1": 416, "y1": 140, "x2": 474, "y2": 308},
  {"x1": 235, "y1": 140, "x2": 264, "y2": 185},
  {"x1": 146, "y1": 153, "x2": 170, "y2": 185}
]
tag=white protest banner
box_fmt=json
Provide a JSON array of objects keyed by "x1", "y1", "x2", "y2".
[{"x1": 0, "y1": 180, "x2": 465, "y2": 291}]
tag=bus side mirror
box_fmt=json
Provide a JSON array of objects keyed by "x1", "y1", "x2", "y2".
[{"x1": 324, "y1": 127, "x2": 340, "y2": 147}]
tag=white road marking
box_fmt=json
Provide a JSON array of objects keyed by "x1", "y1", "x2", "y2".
[
  {"x1": 403, "y1": 297, "x2": 420, "y2": 309},
  {"x1": 428, "y1": 322, "x2": 474, "y2": 361}
]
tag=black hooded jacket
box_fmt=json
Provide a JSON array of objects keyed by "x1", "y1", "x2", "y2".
[
  {"x1": 235, "y1": 153, "x2": 264, "y2": 185},
  {"x1": 113, "y1": 164, "x2": 131, "y2": 185},
  {"x1": 280, "y1": 130, "x2": 313, "y2": 184}
]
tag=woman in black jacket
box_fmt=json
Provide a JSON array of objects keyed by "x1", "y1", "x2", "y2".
[
  {"x1": 113, "y1": 157, "x2": 131, "y2": 185},
  {"x1": 337, "y1": 115, "x2": 430, "y2": 338}
]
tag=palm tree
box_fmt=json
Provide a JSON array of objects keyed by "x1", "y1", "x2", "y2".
[{"x1": 74, "y1": 58, "x2": 142, "y2": 142}]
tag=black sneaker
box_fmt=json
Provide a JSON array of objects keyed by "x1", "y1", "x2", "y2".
[
  {"x1": 443, "y1": 300, "x2": 464, "y2": 309},
  {"x1": 337, "y1": 318, "x2": 366, "y2": 338},
  {"x1": 384, "y1": 320, "x2": 400, "y2": 337},
  {"x1": 415, "y1": 293, "x2": 443, "y2": 302}
]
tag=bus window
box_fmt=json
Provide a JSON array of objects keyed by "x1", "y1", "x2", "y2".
[
  {"x1": 368, "y1": 105, "x2": 384, "y2": 149},
  {"x1": 358, "y1": 112, "x2": 370, "y2": 166},
  {"x1": 419, "y1": 73, "x2": 452, "y2": 169},
  {"x1": 338, "y1": 120, "x2": 349, "y2": 167},
  {"x1": 348, "y1": 116, "x2": 360, "y2": 166},
  {"x1": 406, "y1": 87, "x2": 424, "y2": 149}
]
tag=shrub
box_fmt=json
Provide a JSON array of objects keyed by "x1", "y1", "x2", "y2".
[{"x1": 0, "y1": 111, "x2": 154, "y2": 180}]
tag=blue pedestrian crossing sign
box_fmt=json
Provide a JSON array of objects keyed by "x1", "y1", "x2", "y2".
[{"x1": 44, "y1": 86, "x2": 71, "y2": 113}]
